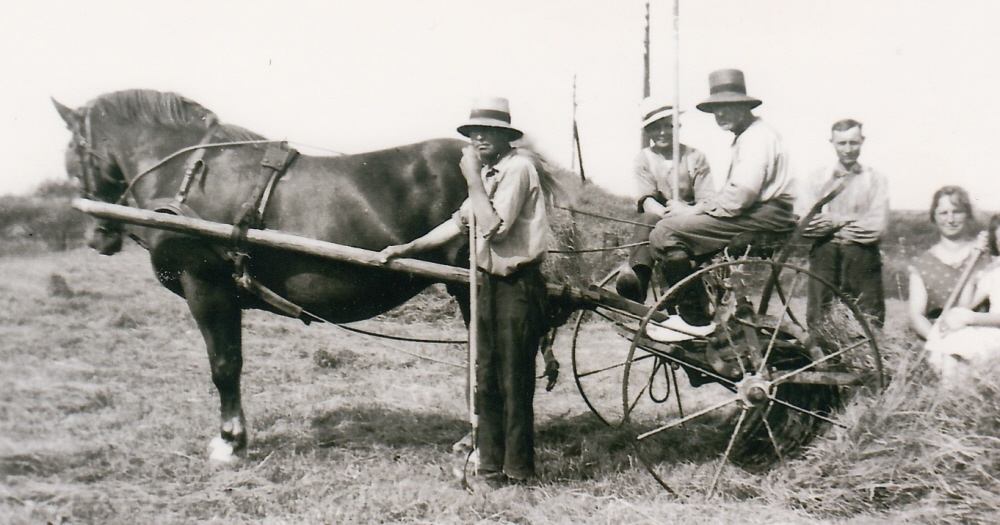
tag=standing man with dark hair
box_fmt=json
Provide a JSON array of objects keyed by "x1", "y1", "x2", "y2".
[
  {"x1": 379, "y1": 97, "x2": 549, "y2": 488},
  {"x1": 615, "y1": 97, "x2": 714, "y2": 303},
  {"x1": 645, "y1": 69, "x2": 796, "y2": 326},
  {"x1": 801, "y1": 119, "x2": 889, "y2": 328}
]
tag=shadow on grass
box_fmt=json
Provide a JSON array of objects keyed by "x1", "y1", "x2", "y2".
[
  {"x1": 0, "y1": 448, "x2": 112, "y2": 481},
  {"x1": 536, "y1": 411, "x2": 738, "y2": 482},
  {"x1": 306, "y1": 404, "x2": 469, "y2": 451},
  {"x1": 256, "y1": 401, "x2": 764, "y2": 484}
]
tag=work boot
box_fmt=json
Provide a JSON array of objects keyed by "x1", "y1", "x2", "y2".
[
  {"x1": 676, "y1": 279, "x2": 713, "y2": 327},
  {"x1": 615, "y1": 263, "x2": 651, "y2": 303},
  {"x1": 658, "y1": 249, "x2": 711, "y2": 326}
]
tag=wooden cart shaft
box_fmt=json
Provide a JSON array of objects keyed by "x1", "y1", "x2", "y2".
[{"x1": 71, "y1": 198, "x2": 589, "y2": 305}]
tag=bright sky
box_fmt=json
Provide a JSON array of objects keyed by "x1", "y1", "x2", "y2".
[{"x1": 2, "y1": 0, "x2": 999, "y2": 211}]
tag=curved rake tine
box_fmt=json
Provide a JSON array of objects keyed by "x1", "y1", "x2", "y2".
[
  {"x1": 757, "y1": 273, "x2": 804, "y2": 376},
  {"x1": 771, "y1": 338, "x2": 870, "y2": 385},
  {"x1": 631, "y1": 441, "x2": 680, "y2": 497},
  {"x1": 626, "y1": 370, "x2": 654, "y2": 416},
  {"x1": 708, "y1": 407, "x2": 748, "y2": 499},
  {"x1": 637, "y1": 397, "x2": 737, "y2": 441},
  {"x1": 670, "y1": 366, "x2": 684, "y2": 420},
  {"x1": 719, "y1": 313, "x2": 749, "y2": 378},
  {"x1": 764, "y1": 267, "x2": 805, "y2": 328},
  {"x1": 760, "y1": 401, "x2": 785, "y2": 462},
  {"x1": 654, "y1": 352, "x2": 738, "y2": 388},
  {"x1": 770, "y1": 396, "x2": 847, "y2": 429}
]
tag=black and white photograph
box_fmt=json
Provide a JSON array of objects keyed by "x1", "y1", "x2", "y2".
[{"x1": 3, "y1": 1, "x2": 1000, "y2": 523}]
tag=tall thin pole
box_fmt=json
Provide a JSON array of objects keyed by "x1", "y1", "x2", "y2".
[
  {"x1": 571, "y1": 75, "x2": 577, "y2": 174},
  {"x1": 467, "y1": 214, "x2": 479, "y2": 473},
  {"x1": 572, "y1": 75, "x2": 586, "y2": 182},
  {"x1": 671, "y1": 0, "x2": 681, "y2": 201},
  {"x1": 642, "y1": 0, "x2": 651, "y2": 149}
]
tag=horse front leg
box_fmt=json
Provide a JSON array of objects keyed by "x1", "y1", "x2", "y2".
[{"x1": 179, "y1": 270, "x2": 246, "y2": 463}]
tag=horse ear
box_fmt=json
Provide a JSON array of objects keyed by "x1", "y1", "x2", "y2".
[{"x1": 52, "y1": 98, "x2": 81, "y2": 129}]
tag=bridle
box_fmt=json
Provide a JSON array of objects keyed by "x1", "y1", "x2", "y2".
[
  {"x1": 71, "y1": 105, "x2": 276, "y2": 207},
  {"x1": 71, "y1": 107, "x2": 127, "y2": 203}
]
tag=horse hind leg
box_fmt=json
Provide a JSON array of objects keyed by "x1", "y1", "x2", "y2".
[{"x1": 178, "y1": 269, "x2": 246, "y2": 463}]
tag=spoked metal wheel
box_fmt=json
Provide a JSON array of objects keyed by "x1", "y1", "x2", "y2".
[
  {"x1": 571, "y1": 270, "x2": 682, "y2": 427},
  {"x1": 622, "y1": 259, "x2": 884, "y2": 497}
]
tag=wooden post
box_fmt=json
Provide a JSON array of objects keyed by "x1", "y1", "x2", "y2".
[
  {"x1": 71, "y1": 198, "x2": 590, "y2": 304},
  {"x1": 671, "y1": 0, "x2": 681, "y2": 202},
  {"x1": 572, "y1": 75, "x2": 586, "y2": 182},
  {"x1": 467, "y1": 214, "x2": 479, "y2": 472},
  {"x1": 641, "y1": 0, "x2": 651, "y2": 149}
]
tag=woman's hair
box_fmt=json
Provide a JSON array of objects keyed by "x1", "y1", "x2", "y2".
[
  {"x1": 989, "y1": 214, "x2": 1000, "y2": 256},
  {"x1": 929, "y1": 185, "x2": 976, "y2": 226}
]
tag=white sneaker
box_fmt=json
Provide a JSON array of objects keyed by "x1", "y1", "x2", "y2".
[{"x1": 645, "y1": 316, "x2": 716, "y2": 343}]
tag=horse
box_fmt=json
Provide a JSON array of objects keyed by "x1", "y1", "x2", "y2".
[{"x1": 53, "y1": 89, "x2": 476, "y2": 462}]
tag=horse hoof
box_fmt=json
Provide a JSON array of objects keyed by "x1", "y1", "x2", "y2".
[{"x1": 208, "y1": 436, "x2": 237, "y2": 464}]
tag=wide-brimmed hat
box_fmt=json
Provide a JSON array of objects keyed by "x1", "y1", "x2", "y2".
[
  {"x1": 457, "y1": 97, "x2": 523, "y2": 140},
  {"x1": 696, "y1": 69, "x2": 762, "y2": 112},
  {"x1": 639, "y1": 97, "x2": 683, "y2": 129}
]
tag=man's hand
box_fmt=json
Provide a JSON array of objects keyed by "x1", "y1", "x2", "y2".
[
  {"x1": 460, "y1": 146, "x2": 482, "y2": 184},
  {"x1": 378, "y1": 244, "x2": 410, "y2": 265},
  {"x1": 803, "y1": 213, "x2": 841, "y2": 238},
  {"x1": 663, "y1": 199, "x2": 700, "y2": 218}
]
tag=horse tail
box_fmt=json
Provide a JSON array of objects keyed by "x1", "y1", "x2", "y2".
[{"x1": 513, "y1": 137, "x2": 582, "y2": 209}]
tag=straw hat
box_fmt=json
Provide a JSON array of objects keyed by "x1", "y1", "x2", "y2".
[
  {"x1": 639, "y1": 97, "x2": 682, "y2": 129},
  {"x1": 456, "y1": 97, "x2": 523, "y2": 140},
  {"x1": 695, "y1": 69, "x2": 762, "y2": 112}
]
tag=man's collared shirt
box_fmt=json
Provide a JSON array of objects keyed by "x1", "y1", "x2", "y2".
[
  {"x1": 705, "y1": 117, "x2": 794, "y2": 218},
  {"x1": 453, "y1": 149, "x2": 548, "y2": 276},
  {"x1": 633, "y1": 144, "x2": 715, "y2": 210},
  {"x1": 800, "y1": 162, "x2": 889, "y2": 244}
]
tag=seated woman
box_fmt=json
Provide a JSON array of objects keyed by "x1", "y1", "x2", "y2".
[
  {"x1": 615, "y1": 98, "x2": 714, "y2": 303},
  {"x1": 908, "y1": 186, "x2": 990, "y2": 340},
  {"x1": 926, "y1": 214, "x2": 1000, "y2": 382}
]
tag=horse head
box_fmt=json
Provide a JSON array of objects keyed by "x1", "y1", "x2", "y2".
[{"x1": 53, "y1": 98, "x2": 128, "y2": 254}]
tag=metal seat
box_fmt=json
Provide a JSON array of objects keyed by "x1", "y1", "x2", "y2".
[{"x1": 724, "y1": 230, "x2": 793, "y2": 260}]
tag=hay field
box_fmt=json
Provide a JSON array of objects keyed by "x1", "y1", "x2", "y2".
[{"x1": 2, "y1": 245, "x2": 999, "y2": 524}]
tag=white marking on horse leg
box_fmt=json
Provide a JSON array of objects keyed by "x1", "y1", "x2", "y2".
[{"x1": 208, "y1": 436, "x2": 237, "y2": 464}]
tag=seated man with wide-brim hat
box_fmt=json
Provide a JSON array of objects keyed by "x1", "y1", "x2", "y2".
[{"x1": 645, "y1": 69, "x2": 797, "y2": 326}]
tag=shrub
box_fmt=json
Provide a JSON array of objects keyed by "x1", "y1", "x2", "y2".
[{"x1": 0, "y1": 179, "x2": 90, "y2": 255}]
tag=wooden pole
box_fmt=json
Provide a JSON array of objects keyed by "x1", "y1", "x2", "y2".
[
  {"x1": 72, "y1": 198, "x2": 469, "y2": 282},
  {"x1": 641, "y1": 0, "x2": 652, "y2": 149},
  {"x1": 671, "y1": 0, "x2": 681, "y2": 202},
  {"x1": 930, "y1": 243, "x2": 983, "y2": 339},
  {"x1": 72, "y1": 198, "x2": 590, "y2": 304},
  {"x1": 572, "y1": 75, "x2": 586, "y2": 182},
  {"x1": 467, "y1": 214, "x2": 479, "y2": 472}
]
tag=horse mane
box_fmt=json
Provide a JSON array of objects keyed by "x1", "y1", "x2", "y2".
[
  {"x1": 88, "y1": 89, "x2": 266, "y2": 143},
  {"x1": 513, "y1": 137, "x2": 582, "y2": 208}
]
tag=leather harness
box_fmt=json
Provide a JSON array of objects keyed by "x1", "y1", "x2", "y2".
[{"x1": 145, "y1": 137, "x2": 309, "y2": 322}]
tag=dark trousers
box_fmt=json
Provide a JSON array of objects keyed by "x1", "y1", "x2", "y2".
[
  {"x1": 476, "y1": 264, "x2": 547, "y2": 480},
  {"x1": 649, "y1": 199, "x2": 797, "y2": 258},
  {"x1": 807, "y1": 240, "x2": 885, "y2": 328},
  {"x1": 627, "y1": 212, "x2": 663, "y2": 270}
]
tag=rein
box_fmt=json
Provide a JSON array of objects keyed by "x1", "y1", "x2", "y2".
[
  {"x1": 116, "y1": 138, "x2": 280, "y2": 205},
  {"x1": 556, "y1": 205, "x2": 656, "y2": 228}
]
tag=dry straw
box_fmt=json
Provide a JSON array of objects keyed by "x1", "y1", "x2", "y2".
[{"x1": 763, "y1": 332, "x2": 1000, "y2": 523}]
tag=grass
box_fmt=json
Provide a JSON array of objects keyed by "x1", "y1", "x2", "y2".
[{"x1": 3, "y1": 208, "x2": 1000, "y2": 522}]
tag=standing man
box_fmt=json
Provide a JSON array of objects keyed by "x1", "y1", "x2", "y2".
[
  {"x1": 615, "y1": 98, "x2": 715, "y2": 303},
  {"x1": 646, "y1": 69, "x2": 796, "y2": 325},
  {"x1": 379, "y1": 97, "x2": 549, "y2": 487},
  {"x1": 801, "y1": 119, "x2": 889, "y2": 328}
]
